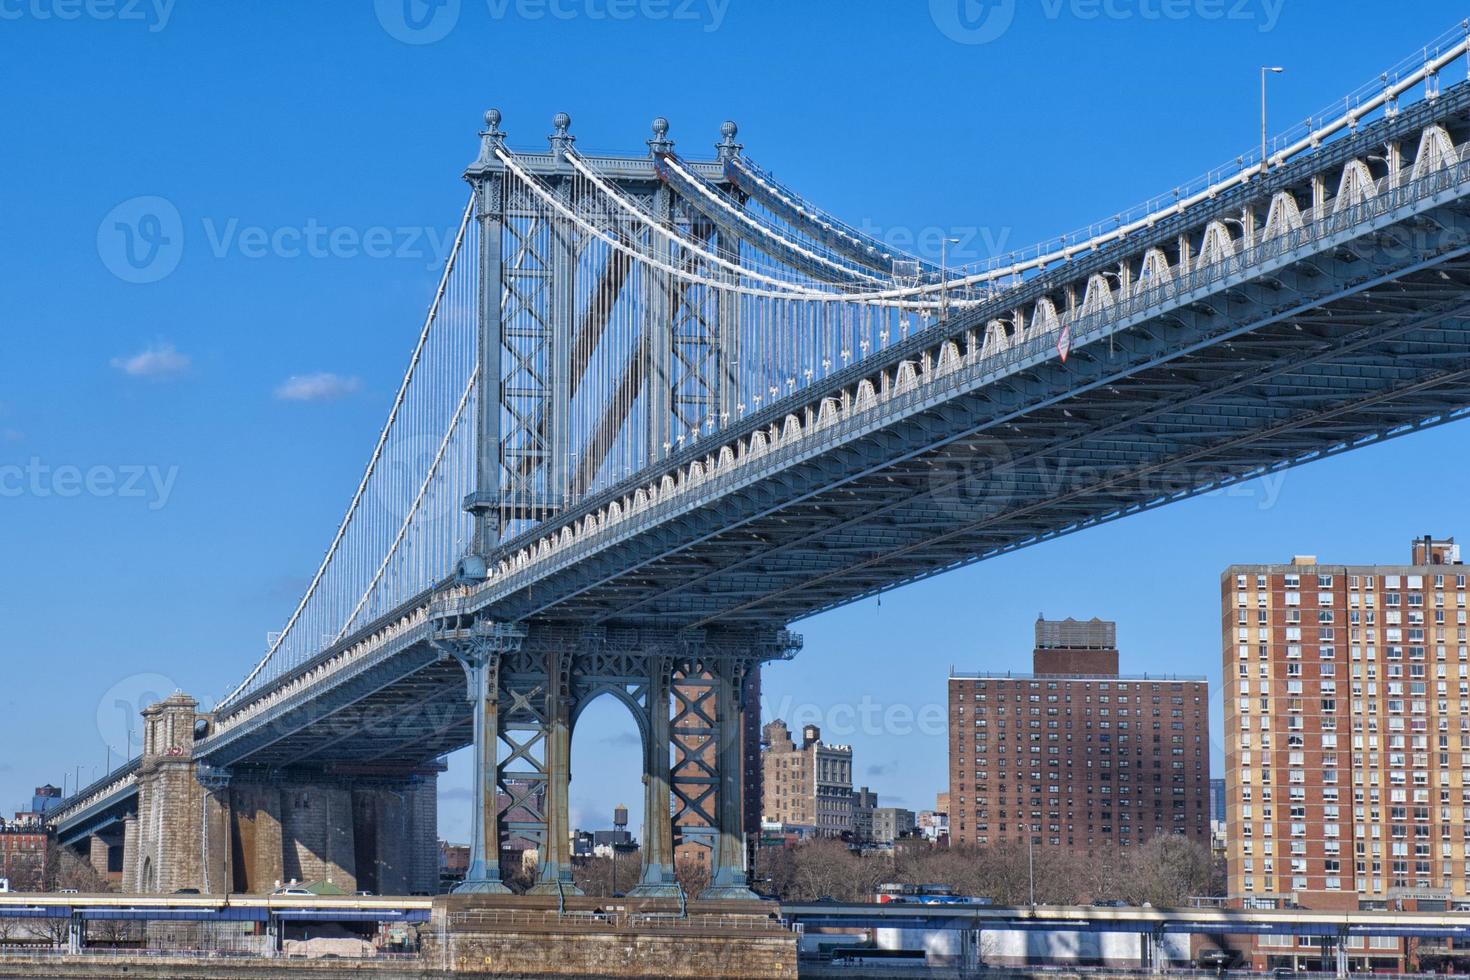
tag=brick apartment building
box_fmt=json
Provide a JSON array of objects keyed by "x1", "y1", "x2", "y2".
[
  {"x1": 1220, "y1": 537, "x2": 1470, "y2": 971},
  {"x1": 761, "y1": 720, "x2": 854, "y2": 837},
  {"x1": 0, "y1": 814, "x2": 48, "y2": 892},
  {"x1": 949, "y1": 617, "x2": 1211, "y2": 853}
]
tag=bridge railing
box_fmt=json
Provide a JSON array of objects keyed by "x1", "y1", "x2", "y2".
[{"x1": 938, "y1": 18, "x2": 1470, "y2": 286}]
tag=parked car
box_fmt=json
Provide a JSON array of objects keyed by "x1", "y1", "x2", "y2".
[
  {"x1": 272, "y1": 886, "x2": 313, "y2": 896},
  {"x1": 173, "y1": 888, "x2": 201, "y2": 895}
]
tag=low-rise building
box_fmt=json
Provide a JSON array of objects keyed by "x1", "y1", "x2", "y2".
[
  {"x1": 851, "y1": 786, "x2": 879, "y2": 843},
  {"x1": 0, "y1": 815, "x2": 47, "y2": 892},
  {"x1": 872, "y1": 806, "x2": 916, "y2": 844}
]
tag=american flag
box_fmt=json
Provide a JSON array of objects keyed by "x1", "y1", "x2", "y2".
[{"x1": 1056, "y1": 323, "x2": 1072, "y2": 363}]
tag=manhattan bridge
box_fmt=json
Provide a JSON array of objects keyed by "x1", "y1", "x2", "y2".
[{"x1": 47, "y1": 22, "x2": 1470, "y2": 902}]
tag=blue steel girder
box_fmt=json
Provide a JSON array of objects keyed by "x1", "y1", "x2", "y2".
[{"x1": 466, "y1": 198, "x2": 1470, "y2": 627}]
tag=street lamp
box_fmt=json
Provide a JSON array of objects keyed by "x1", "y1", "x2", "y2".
[
  {"x1": 939, "y1": 236, "x2": 960, "y2": 325},
  {"x1": 1261, "y1": 66, "x2": 1285, "y2": 174}
]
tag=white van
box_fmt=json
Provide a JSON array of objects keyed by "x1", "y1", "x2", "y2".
[{"x1": 0, "y1": 878, "x2": 11, "y2": 893}]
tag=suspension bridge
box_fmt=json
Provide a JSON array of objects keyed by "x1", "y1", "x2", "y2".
[{"x1": 46, "y1": 20, "x2": 1470, "y2": 902}]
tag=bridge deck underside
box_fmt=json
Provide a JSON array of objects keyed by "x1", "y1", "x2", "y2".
[
  {"x1": 202, "y1": 650, "x2": 471, "y2": 770},
  {"x1": 484, "y1": 205, "x2": 1470, "y2": 629}
]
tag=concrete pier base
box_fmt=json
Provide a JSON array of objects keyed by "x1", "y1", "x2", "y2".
[{"x1": 424, "y1": 893, "x2": 797, "y2": 978}]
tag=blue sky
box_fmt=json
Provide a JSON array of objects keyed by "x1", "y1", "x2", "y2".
[{"x1": 2, "y1": 1, "x2": 1467, "y2": 844}]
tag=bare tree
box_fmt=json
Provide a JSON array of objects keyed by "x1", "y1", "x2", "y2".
[
  {"x1": 45, "y1": 846, "x2": 110, "y2": 894},
  {"x1": 1119, "y1": 834, "x2": 1213, "y2": 907},
  {"x1": 674, "y1": 854, "x2": 710, "y2": 898},
  {"x1": 31, "y1": 916, "x2": 72, "y2": 948}
]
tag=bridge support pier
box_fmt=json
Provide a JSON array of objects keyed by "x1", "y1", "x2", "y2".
[
  {"x1": 88, "y1": 834, "x2": 110, "y2": 879},
  {"x1": 628, "y1": 657, "x2": 678, "y2": 898},
  {"x1": 435, "y1": 618, "x2": 797, "y2": 901},
  {"x1": 529, "y1": 650, "x2": 580, "y2": 896},
  {"x1": 447, "y1": 625, "x2": 518, "y2": 894},
  {"x1": 133, "y1": 693, "x2": 220, "y2": 894},
  {"x1": 120, "y1": 815, "x2": 137, "y2": 893},
  {"x1": 1145, "y1": 926, "x2": 1169, "y2": 975},
  {"x1": 699, "y1": 659, "x2": 758, "y2": 901}
]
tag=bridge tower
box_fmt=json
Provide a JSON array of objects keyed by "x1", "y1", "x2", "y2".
[
  {"x1": 447, "y1": 111, "x2": 791, "y2": 901},
  {"x1": 132, "y1": 693, "x2": 229, "y2": 894}
]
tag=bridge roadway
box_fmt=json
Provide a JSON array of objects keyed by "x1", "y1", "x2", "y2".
[
  {"x1": 47, "y1": 31, "x2": 1470, "y2": 873},
  {"x1": 0, "y1": 893, "x2": 1464, "y2": 941},
  {"x1": 0, "y1": 892, "x2": 430, "y2": 926}
]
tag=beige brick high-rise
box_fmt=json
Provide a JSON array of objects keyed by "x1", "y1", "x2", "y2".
[
  {"x1": 761, "y1": 721, "x2": 853, "y2": 837},
  {"x1": 1222, "y1": 536, "x2": 1470, "y2": 906}
]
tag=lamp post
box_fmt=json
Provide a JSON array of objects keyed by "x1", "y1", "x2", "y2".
[
  {"x1": 939, "y1": 236, "x2": 960, "y2": 325},
  {"x1": 1028, "y1": 837, "x2": 1035, "y2": 906},
  {"x1": 1261, "y1": 66, "x2": 1285, "y2": 175}
]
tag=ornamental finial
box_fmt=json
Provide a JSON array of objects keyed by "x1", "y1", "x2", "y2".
[
  {"x1": 648, "y1": 116, "x2": 674, "y2": 155},
  {"x1": 716, "y1": 120, "x2": 741, "y2": 161}
]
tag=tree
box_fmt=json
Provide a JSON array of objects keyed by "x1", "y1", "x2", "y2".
[
  {"x1": 571, "y1": 850, "x2": 641, "y2": 897},
  {"x1": 1119, "y1": 834, "x2": 1213, "y2": 907},
  {"x1": 674, "y1": 854, "x2": 710, "y2": 898},
  {"x1": 45, "y1": 846, "x2": 110, "y2": 894},
  {"x1": 31, "y1": 915, "x2": 72, "y2": 948}
]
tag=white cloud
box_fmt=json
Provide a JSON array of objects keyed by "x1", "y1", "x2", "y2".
[
  {"x1": 111, "y1": 343, "x2": 191, "y2": 379},
  {"x1": 274, "y1": 372, "x2": 362, "y2": 402}
]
